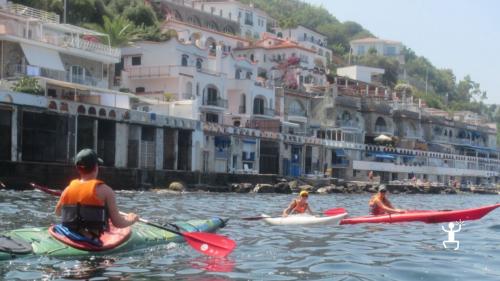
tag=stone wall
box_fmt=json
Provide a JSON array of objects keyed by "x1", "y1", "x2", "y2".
[{"x1": 0, "y1": 161, "x2": 278, "y2": 190}]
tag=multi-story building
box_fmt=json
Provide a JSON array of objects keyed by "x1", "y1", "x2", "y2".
[
  {"x1": 0, "y1": 3, "x2": 199, "y2": 175},
  {"x1": 350, "y1": 37, "x2": 405, "y2": 64},
  {"x1": 1, "y1": 1, "x2": 498, "y2": 188}
]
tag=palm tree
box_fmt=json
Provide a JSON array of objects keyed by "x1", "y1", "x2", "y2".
[{"x1": 85, "y1": 16, "x2": 137, "y2": 47}]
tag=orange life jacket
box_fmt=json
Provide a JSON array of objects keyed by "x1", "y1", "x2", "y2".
[
  {"x1": 291, "y1": 199, "x2": 308, "y2": 214},
  {"x1": 59, "y1": 179, "x2": 108, "y2": 233},
  {"x1": 369, "y1": 194, "x2": 391, "y2": 215}
]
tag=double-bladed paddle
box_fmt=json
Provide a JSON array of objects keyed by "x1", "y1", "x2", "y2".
[
  {"x1": 241, "y1": 207, "x2": 347, "y2": 221},
  {"x1": 30, "y1": 182, "x2": 236, "y2": 258}
]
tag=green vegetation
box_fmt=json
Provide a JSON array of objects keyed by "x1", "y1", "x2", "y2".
[{"x1": 12, "y1": 77, "x2": 44, "y2": 95}]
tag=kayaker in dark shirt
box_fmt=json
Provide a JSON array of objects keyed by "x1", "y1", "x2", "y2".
[
  {"x1": 55, "y1": 149, "x2": 138, "y2": 238},
  {"x1": 369, "y1": 185, "x2": 406, "y2": 215},
  {"x1": 283, "y1": 190, "x2": 313, "y2": 217}
]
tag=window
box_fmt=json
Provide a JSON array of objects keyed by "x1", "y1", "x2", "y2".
[
  {"x1": 135, "y1": 87, "x2": 145, "y2": 93},
  {"x1": 253, "y1": 98, "x2": 265, "y2": 115},
  {"x1": 304, "y1": 33, "x2": 307, "y2": 40},
  {"x1": 219, "y1": 10, "x2": 222, "y2": 16},
  {"x1": 240, "y1": 94, "x2": 246, "y2": 113},
  {"x1": 357, "y1": 45, "x2": 365, "y2": 55},
  {"x1": 181, "y1": 54, "x2": 189, "y2": 66},
  {"x1": 196, "y1": 58, "x2": 203, "y2": 69},
  {"x1": 229, "y1": 12, "x2": 232, "y2": 19},
  {"x1": 245, "y1": 12, "x2": 253, "y2": 25},
  {"x1": 235, "y1": 69, "x2": 241, "y2": 79},
  {"x1": 263, "y1": 54, "x2": 266, "y2": 62},
  {"x1": 246, "y1": 71, "x2": 252, "y2": 79},
  {"x1": 206, "y1": 113, "x2": 219, "y2": 123},
  {"x1": 210, "y1": 7, "x2": 214, "y2": 14},
  {"x1": 131, "y1": 56, "x2": 141, "y2": 66},
  {"x1": 384, "y1": 46, "x2": 397, "y2": 56}
]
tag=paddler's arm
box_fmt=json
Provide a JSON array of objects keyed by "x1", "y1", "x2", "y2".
[
  {"x1": 376, "y1": 199, "x2": 405, "y2": 214},
  {"x1": 282, "y1": 200, "x2": 296, "y2": 217},
  {"x1": 96, "y1": 184, "x2": 138, "y2": 228},
  {"x1": 54, "y1": 189, "x2": 67, "y2": 216}
]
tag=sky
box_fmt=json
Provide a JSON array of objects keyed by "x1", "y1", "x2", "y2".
[{"x1": 305, "y1": 0, "x2": 500, "y2": 105}]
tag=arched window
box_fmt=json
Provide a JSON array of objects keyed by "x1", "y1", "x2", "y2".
[
  {"x1": 375, "y1": 117, "x2": 387, "y2": 132},
  {"x1": 181, "y1": 54, "x2": 189, "y2": 66},
  {"x1": 240, "y1": 94, "x2": 246, "y2": 113},
  {"x1": 196, "y1": 58, "x2": 203, "y2": 70},
  {"x1": 253, "y1": 97, "x2": 265, "y2": 115},
  {"x1": 184, "y1": 81, "x2": 193, "y2": 99},
  {"x1": 289, "y1": 100, "x2": 305, "y2": 116}
]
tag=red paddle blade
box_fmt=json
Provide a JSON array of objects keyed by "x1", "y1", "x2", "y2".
[
  {"x1": 323, "y1": 208, "x2": 347, "y2": 216},
  {"x1": 183, "y1": 232, "x2": 236, "y2": 258}
]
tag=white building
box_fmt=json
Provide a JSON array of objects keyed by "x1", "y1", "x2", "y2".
[
  {"x1": 0, "y1": 2, "x2": 129, "y2": 108},
  {"x1": 337, "y1": 65, "x2": 385, "y2": 84},
  {"x1": 275, "y1": 25, "x2": 332, "y2": 65},
  {"x1": 350, "y1": 37, "x2": 404, "y2": 64},
  {"x1": 191, "y1": 0, "x2": 274, "y2": 40}
]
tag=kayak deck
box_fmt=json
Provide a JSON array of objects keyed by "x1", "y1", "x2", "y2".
[
  {"x1": 262, "y1": 212, "x2": 348, "y2": 226},
  {"x1": 340, "y1": 204, "x2": 500, "y2": 225},
  {"x1": 0, "y1": 217, "x2": 226, "y2": 260}
]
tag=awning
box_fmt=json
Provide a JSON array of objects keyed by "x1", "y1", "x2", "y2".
[
  {"x1": 374, "y1": 153, "x2": 395, "y2": 160},
  {"x1": 21, "y1": 43, "x2": 65, "y2": 71},
  {"x1": 243, "y1": 139, "x2": 257, "y2": 144},
  {"x1": 282, "y1": 121, "x2": 300, "y2": 128},
  {"x1": 334, "y1": 148, "x2": 346, "y2": 157}
]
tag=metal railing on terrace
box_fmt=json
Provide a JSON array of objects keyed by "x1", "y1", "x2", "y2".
[
  {"x1": 6, "y1": 3, "x2": 59, "y2": 23},
  {"x1": 286, "y1": 108, "x2": 307, "y2": 117},
  {"x1": 8, "y1": 64, "x2": 108, "y2": 88},
  {"x1": 202, "y1": 97, "x2": 228, "y2": 108},
  {"x1": 0, "y1": 19, "x2": 120, "y2": 59},
  {"x1": 253, "y1": 107, "x2": 275, "y2": 117}
]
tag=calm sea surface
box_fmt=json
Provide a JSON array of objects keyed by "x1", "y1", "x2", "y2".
[{"x1": 0, "y1": 189, "x2": 499, "y2": 281}]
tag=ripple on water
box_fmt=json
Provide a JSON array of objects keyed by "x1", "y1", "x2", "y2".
[{"x1": 1, "y1": 192, "x2": 499, "y2": 280}]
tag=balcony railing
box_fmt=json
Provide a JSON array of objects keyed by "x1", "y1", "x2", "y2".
[
  {"x1": 253, "y1": 107, "x2": 275, "y2": 117},
  {"x1": 202, "y1": 98, "x2": 228, "y2": 108},
  {"x1": 7, "y1": 64, "x2": 108, "y2": 88},
  {"x1": 286, "y1": 108, "x2": 307, "y2": 117},
  {"x1": 6, "y1": 3, "x2": 59, "y2": 23},
  {"x1": 0, "y1": 19, "x2": 120, "y2": 59},
  {"x1": 238, "y1": 105, "x2": 246, "y2": 114},
  {"x1": 337, "y1": 120, "x2": 360, "y2": 129}
]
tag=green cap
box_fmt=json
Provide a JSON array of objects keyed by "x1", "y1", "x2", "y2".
[{"x1": 75, "y1": 149, "x2": 103, "y2": 168}]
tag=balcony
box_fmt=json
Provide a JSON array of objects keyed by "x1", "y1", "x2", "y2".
[
  {"x1": 337, "y1": 120, "x2": 360, "y2": 130},
  {"x1": 6, "y1": 3, "x2": 59, "y2": 23},
  {"x1": 0, "y1": 18, "x2": 120, "y2": 60},
  {"x1": 238, "y1": 105, "x2": 246, "y2": 114},
  {"x1": 202, "y1": 97, "x2": 228, "y2": 109},
  {"x1": 286, "y1": 108, "x2": 307, "y2": 117},
  {"x1": 253, "y1": 107, "x2": 275, "y2": 117},
  {"x1": 7, "y1": 64, "x2": 108, "y2": 88},
  {"x1": 374, "y1": 126, "x2": 393, "y2": 136}
]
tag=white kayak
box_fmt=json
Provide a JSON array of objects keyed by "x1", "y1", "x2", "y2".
[{"x1": 261, "y1": 212, "x2": 348, "y2": 226}]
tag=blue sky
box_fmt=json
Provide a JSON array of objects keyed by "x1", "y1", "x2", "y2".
[{"x1": 305, "y1": 0, "x2": 500, "y2": 105}]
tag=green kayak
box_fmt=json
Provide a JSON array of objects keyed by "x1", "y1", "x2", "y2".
[{"x1": 0, "y1": 217, "x2": 227, "y2": 261}]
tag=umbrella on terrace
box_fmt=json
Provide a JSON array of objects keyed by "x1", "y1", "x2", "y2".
[{"x1": 374, "y1": 134, "x2": 392, "y2": 142}]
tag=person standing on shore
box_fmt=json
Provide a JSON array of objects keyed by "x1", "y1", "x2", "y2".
[
  {"x1": 369, "y1": 185, "x2": 406, "y2": 215},
  {"x1": 55, "y1": 149, "x2": 139, "y2": 239},
  {"x1": 283, "y1": 190, "x2": 313, "y2": 217}
]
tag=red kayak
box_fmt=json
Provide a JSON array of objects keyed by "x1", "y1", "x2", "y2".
[{"x1": 340, "y1": 204, "x2": 500, "y2": 225}]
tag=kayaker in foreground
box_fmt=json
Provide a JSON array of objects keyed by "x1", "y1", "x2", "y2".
[
  {"x1": 55, "y1": 149, "x2": 138, "y2": 239},
  {"x1": 283, "y1": 190, "x2": 313, "y2": 217},
  {"x1": 369, "y1": 185, "x2": 406, "y2": 215}
]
